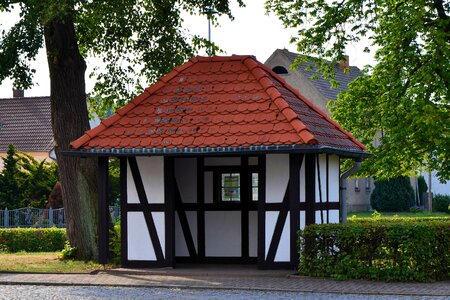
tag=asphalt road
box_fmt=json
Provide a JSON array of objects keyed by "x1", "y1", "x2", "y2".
[{"x1": 0, "y1": 285, "x2": 448, "y2": 300}]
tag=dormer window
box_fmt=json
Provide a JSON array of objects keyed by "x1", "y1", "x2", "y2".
[{"x1": 272, "y1": 66, "x2": 288, "y2": 74}]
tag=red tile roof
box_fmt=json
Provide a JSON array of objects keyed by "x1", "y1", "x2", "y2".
[{"x1": 70, "y1": 55, "x2": 365, "y2": 154}]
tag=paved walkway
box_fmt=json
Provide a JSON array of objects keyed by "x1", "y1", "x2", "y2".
[{"x1": 0, "y1": 266, "x2": 448, "y2": 297}]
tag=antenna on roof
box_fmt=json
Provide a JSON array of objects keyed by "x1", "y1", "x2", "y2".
[{"x1": 203, "y1": 7, "x2": 218, "y2": 56}]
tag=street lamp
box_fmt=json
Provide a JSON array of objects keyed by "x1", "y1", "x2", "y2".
[{"x1": 203, "y1": 7, "x2": 218, "y2": 55}]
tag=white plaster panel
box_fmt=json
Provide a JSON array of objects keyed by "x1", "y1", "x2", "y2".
[
  {"x1": 175, "y1": 212, "x2": 189, "y2": 257},
  {"x1": 204, "y1": 171, "x2": 213, "y2": 204},
  {"x1": 316, "y1": 210, "x2": 330, "y2": 224},
  {"x1": 205, "y1": 211, "x2": 241, "y2": 257},
  {"x1": 204, "y1": 157, "x2": 241, "y2": 166},
  {"x1": 265, "y1": 211, "x2": 278, "y2": 258},
  {"x1": 300, "y1": 156, "x2": 306, "y2": 203},
  {"x1": 127, "y1": 162, "x2": 139, "y2": 204},
  {"x1": 266, "y1": 154, "x2": 289, "y2": 203},
  {"x1": 175, "y1": 211, "x2": 198, "y2": 257},
  {"x1": 174, "y1": 158, "x2": 197, "y2": 203},
  {"x1": 329, "y1": 210, "x2": 340, "y2": 224},
  {"x1": 300, "y1": 211, "x2": 305, "y2": 230},
  {"x1": 127, "y1": 212, "x2": 155, "y2": 260},
  {"x1": 274, "y1": 212, "x2": 290, "y2": 262},
  {"x1": 137, "y1": 157, "x2": 165, "y2": 204},
  {"x1": 152, "y1": 212, "x2": 165, "y2": 257},
  {"x1": 249, "y1": 211, "x2": 258, "y2": 257},
  {"x1": 328, "y1": 155, "x2": 340, "y2": 202},
  {"x1": 315, "y1": 154, "x2": 327, "y2": 203}
]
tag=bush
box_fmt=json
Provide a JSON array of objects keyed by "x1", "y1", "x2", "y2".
[
  {"x1": 370, "y1": 176, "x2": 415, "y2": 212},
  {"x1": 298, "y1": 220, "x2": 450, "y2": 282},
  {"x1": 109, "y1": 221, "x2": 121, "y2": 264},
  {"x1": 433, "y1": 194, "x2": 450, "y2": 213},
  {"x1": 0, "y1": 228, "x2": 66, "y2": 252}
]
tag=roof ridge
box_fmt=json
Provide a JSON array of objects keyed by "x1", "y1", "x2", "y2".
[
  {"x1": 243, "y1": 56, "x2": 318, "y2": 145},
  {"x1": 0, "y1": 96, "x2": 51, "y2": 101},
  {"x1": 259, "y1": 56, "x2": 365, "y2": 150}
]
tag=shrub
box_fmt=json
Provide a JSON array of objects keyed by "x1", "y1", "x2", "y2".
[
  {"x1": 433, "y1": 194, "x2": 450, "y2": 213},
  {"x1": 0, "y1": 228, "x2": 66, "y2": 252},
  {"x1": 298, "y1": 220, "x2": 450, "y2": 282},
  {"x1": 60, "y1": 240, "x2": 77, "y2": 259},
  {"x1": 109, "y1": 220, "x2": 121, "y2": 264},
  {"x1": 370, "y1": 176, "x2": 415, "y2": 212}
]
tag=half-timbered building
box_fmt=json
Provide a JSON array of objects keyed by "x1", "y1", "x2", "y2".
[{"x1": 69, "y1": 55, "x2": 367, "y2": 269}]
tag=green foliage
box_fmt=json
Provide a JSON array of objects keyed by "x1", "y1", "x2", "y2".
[
  {"x1": 0, "y1": 228, "x2": 67, "y2": 252},
  {"x1": 60, "y1": 240, "x2": 78, "y2": 260},
  {"x1": 370, "y1": 177, "x2": 415, "y2": 212},
  {"x1": 417, "y1": 176, "x2": 428, "y2": 205},
  {"x1": 433, "y1": 194, "x2": 450, "y2": 213},
  {"x1": 0, "y1": 145, "x2": 22, "y2": 209},
  {"x1": 298, "y1": 220, "x2": 450, "y2": 282},
  {"x1": 0, "y1": 145, "x2": 58, "y2": 209},
  {"x1": 348, "y1": 215, "x2": 449, "y2": 224},
  {"x1": 108, "y1": 159, "x2": 120, "y2": 206},
  {"x1": 266, "y1": 0, "x2": 450, "y2": 181},
  {"x1": 17, "y1": 152, "x2": 59, "y2": 208},
  {"x1": 109, "y1": 220, "x2": 121, "y2": 265},
  {"x1": 0, "y1": 0, "x2": 244, "y2": 118}
]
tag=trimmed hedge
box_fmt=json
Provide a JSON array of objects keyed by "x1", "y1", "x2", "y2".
[
  {"x1": 348, "y1": 215, "x2": 450, "y2": 224},
  {"x1": 298, "y1": 220, "x2": 450, "y2": 282},
  {"x1": 0, "y1": 228, "x2": 67, "y2": 252},
  {"x1": 433, "y1": 194, "x2": 450, "y2": 213}
]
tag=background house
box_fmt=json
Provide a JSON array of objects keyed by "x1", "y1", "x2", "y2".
[
  {"x1": 0, "y1": 90, "x2": 53, "y2": 168},
  {"x1": 265, "y1": 49, "x2": 372, "y2": 211}
]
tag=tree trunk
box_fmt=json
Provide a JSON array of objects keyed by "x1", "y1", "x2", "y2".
[{"x1": 44, "y1": 15, "x2": 98, "y2": 260}]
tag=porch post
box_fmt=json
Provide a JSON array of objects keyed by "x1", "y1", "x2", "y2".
[
  {"x1": 98, "y1": 156, "x2": 109, "y2": 264},
  {"x1": 164, "y1": 157, "x2": 175, "y2": 267},
  {"x1": 304, "y1": 154, "x2": 316, "y2": 225},
  {"x1": 289, "y1": 154, "x2": 302, "y2": 268}
]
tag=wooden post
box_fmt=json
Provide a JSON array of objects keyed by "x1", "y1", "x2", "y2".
[{"x1": 98, "y1": 157, "x2": 109, "y2": 264}]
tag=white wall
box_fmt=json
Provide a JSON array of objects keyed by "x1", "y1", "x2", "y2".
[
  {"x1": 175, "y1": 158, "x2": 197, "y2": 203},
  {"x1": 265, "y1": 154, "x2": 291, "y2": 262},
  {"x1": 205, "y1": 211, "x2": 241, "y2": 257},
  {"x1": 266, "y1": 154, "x2": 289, "y2": 203},
  {"x1": 126, "y1": 157, "x2": 165, "y2": 262},
  {"x1": 127, "y1": 211, "x2": 165, "y2": 260},
  {"x1": 127, "y1": 157, "x2": 165, "y2": 204}
]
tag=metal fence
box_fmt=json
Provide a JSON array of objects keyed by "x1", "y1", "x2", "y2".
[{"x1": 0, "y1": 207, "x2": 120, "y2": 228}]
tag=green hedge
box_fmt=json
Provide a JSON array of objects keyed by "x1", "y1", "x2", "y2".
[
  {"x1": 298, "y1": 220, "x2": 450, "y2": 282},
  {"x1": 433, "y1": 194, "x2": 450, "y2": 213},
  {"x1": 348, "y1": 215, "x2": 450, "y2": 223},
  {"x1": 0, "y1": 228, "x2": 67, "y2": 252}
]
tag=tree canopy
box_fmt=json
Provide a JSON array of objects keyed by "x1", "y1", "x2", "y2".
[
  {"x1": 0, "y1": 0, "x2": 242, "y2": 260},
  {"x1": 266, "y1": 0, "x2": 450, "y2": 181},
  {"x1": 1, "y1": 0, "x2": 242, "y2": 117}
]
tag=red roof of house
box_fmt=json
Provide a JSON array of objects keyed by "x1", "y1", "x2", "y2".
[{"x1": 70, "y1": 55, "x2": 365, "y2": 156}]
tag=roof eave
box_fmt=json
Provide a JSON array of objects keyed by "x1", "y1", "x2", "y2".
[{"x1": 63, "y1": 144, "x2": 370, "y2": 159}]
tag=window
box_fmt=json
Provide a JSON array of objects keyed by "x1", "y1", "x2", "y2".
[
  {"x1": 252, "y1": 173, "x2": 259, "y2": 201},
  {"x1": 221, "y1": 173, "x2": 240, "y2": 202},
  {"x1": 354, "y1": 178, "x2": 360, "y2": 192},
  {"x1": 365, "y1": 178, "x2": 371, "y2": 192},
  {"x1": 272, "y1": 66, "x2": 288, "y2": 74}
]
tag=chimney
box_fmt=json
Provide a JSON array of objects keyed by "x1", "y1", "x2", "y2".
[
  {"x1": 13, "y1": 89, "x2": 24, "y2": 98},
  {"x1": 339, "y1": 55, "x2": 349, "y2": 71}
]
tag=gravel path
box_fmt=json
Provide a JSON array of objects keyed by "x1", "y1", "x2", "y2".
[{"x1": 0, "y1": 285, "x2": 448, "y2": 300}]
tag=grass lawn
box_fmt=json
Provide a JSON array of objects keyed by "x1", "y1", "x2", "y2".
[
  {"x1": 0, "y1": 252, "x2": 110, "y2": 273},
  {"x1": 349, "y1": 211, "x2": 449, "y2": 218}
]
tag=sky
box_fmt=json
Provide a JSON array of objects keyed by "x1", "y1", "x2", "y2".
[{"x1": 0, "y1": 2, "x2": 374, "y2": 98}]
